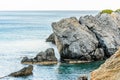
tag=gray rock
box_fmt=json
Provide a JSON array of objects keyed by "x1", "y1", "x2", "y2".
[
  {"x1": 21, "y1": 48, "x2": 57, "y2": 64},
  {"x1": 91, "y1": 48, "x2": 104, "y2": 61},
  {"x1": 79, "y1": 12, "x2": 120, "y2": 57},
  {"x1": 21, "y1": 57, "x2": 33, "y2": 62},
  {"x1": 21, "y1": 57, "x2": 28, "y2": 62},
  {"x1": 9, "y1": 65, "x2": 33, "y2": 77},
  {"x1": 52, "y1": 17, "x2": 98, "y2": 61},
  {"x1": 34, "y1": 51, "x2": 46, "y2": 61},
  {"x1": 45, "y1": 48, "x2": 57, "y2": 61},
  {"x1": 52, "y1": 12, "x2": 120, "y2": 61},
  {"x1": 46, "y1": 33, "x2": 55, "y2": 44}
]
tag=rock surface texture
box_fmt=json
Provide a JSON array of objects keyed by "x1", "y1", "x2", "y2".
[
  {"x1": 21, "y1": 48, "x2": 57, "y2": 65},
  {"x1": 91, "y1": 48, "x2": 120, "y2": 80},
  {"x1": 9, "y1": 65, "x2": 33, "y2": 77},
  {"x1": 50, "y1": 12, "x2": 120, "y2": 61},
  {"x1": 77, "y1": 76, "x2": 88, "y2": 80},
  {"x1": 46, "y1": 33, "x2": 55, "y2": 44}
]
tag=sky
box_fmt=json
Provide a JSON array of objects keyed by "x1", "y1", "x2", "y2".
[{"x1": 0, "y1": 0, "x2": 119, "y2": 11}]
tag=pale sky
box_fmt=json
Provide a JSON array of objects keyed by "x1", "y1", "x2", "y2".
[{"x1": 0, "y1": 0, "x2": 119, "y2": 11}]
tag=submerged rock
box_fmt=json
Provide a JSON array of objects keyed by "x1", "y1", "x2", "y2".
[
  {"x1": 91, "y1": 48, "x2": 120, "y2": 80},
  {"x1": 9, "y1": 65, "x2": 33, "y2": 77},
  {"x1": 51, "y1": 12, "x2": 120, "y2": 62},
  {"x1": 77, "y1": 76, "x2": 88, "y2": 80},
  {"x1": 21, "y1": 48, "x2": 57, "y2": 65}
]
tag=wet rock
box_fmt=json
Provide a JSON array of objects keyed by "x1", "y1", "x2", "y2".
[
  {"x1": 45, "y1": 48, "x2": 57, "y2": 61},
  {"x1": 21, "y1": 57, "x2": 33, "y2": 62},
  {"x1": 9, "y1": 65, "x2": 33, "y2": 77},
  {"x1": 91, "y1": 48, "x2": 120, "y2": 80},
  {"x1": 21, "y1": 48, "x2": 57, "y2": 65},
  {"x1": 78, "y1": 76, "x2": 88, "y2": 80},
  {"x1": 46, "y1": 33, "x2": 55, "y2": 44}
]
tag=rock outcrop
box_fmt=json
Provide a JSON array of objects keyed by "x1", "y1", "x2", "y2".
[
  {"x1": 46, "y1": 33, "x2": 55, "y2": 44},
  {"x1": 91, "y1": 48, "x2": 120, "y2": 80},
  {"x1": 21, "y1": 48, "x2": 57, "y2": 65},
  {"x1": 79, "y1": 12, "x2": 120, "y2": 57},
  {"x1": 49, "y1": 12, "x2": 120, "y2": 61},
  {"x1": 9, "y1": 65, "x2": 33, "y2": 77},
  {"x1": 52, "y1": 17, "x2": 99, "y2": 61}
]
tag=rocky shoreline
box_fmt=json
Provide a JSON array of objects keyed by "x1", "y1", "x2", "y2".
[
  {"x1": 2, "y1": 11, "x2": 120, "y2": 80},
  {"x1": 91, "y1": 48, "x2": 120, "y2": 80},
  {"x1": 21, "y1": 11, "x2": 120, "y2": 65},
  {"x1": 47, "y1": 12, "x2": 120, "y2": 63}
]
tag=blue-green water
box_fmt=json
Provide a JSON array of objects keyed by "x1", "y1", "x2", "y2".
[{"x1": 0, "y1": 11, "x2": 103, "y2": 80}]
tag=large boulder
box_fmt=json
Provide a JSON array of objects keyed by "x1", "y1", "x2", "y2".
[
  {"x1": 79, "y1": 12, "x2": 120, "y2": 57},
  {"x1": 91, "y1": 48, "x2": 120, "y2": 80},
  {"x1": 9, "y1": 65, "x2": 33, "y2": 77},
  {"x1": 52, "y1": 17, "x2": 101, "y2": 61},
  {"x1": 21, "y1": 48, "x2": 57, "y2": 65},
  {"x1": 51, "y1": 12, "x2": 120, "y2": 61}
]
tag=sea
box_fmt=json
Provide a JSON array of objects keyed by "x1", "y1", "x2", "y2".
[{"x1": 0, "y1": 11, "x2": 103, "y2": 80}]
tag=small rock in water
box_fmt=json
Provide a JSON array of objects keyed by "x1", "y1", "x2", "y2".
[
  {"x1": 77, "y1": 76, "x2": 88, "y2": 80},
  {"x1": 21, "y1": 57, "x2": 29, "y2": 62},
  {"x1": 46, "y1": 33, "x2": 55, "y2": 44},
  {"x1": 21, "y1": 48, "x2": 57, "y2": 65},
  {"x1": 9, "y1": 65, "x2": 33, "y2": 77}
]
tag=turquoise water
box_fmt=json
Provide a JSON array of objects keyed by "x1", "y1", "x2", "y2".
[{"x1": 0, "y1": 11, "x2": 102, "y2": 80}]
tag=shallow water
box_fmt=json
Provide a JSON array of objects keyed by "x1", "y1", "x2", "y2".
[{"x1": 0, "y1": 11, "x2": 102, "y2": 80}]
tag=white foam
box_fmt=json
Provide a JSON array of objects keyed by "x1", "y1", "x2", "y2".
[
  {"x1": 0, "y1": 40, "x2": 51, "y2": 53},
  {"x1": 0, "y1": 40, "x2": 60, "y2": 61}
]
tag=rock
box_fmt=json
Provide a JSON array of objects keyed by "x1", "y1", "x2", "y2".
[
  {"x1": 21, "y1": 57, "x2": 29, "y2": 62},
  {"x1": 34, "y1": 51, "x2": 46, "y2": 61},
  {"x1": 21, "y1": 57, "x2": 34, "y2": 62},
  {"x1": 9, "y1": 65, "x2": 33, "y2": 77},
  {"x1": 21, "y1": 48, "x2": 57, "y2": 65},
  {"x1": 46, "y1": 33, "x2": 55, "y2": 44},
  {"x1": 52, "y1": 12, "x2": 120, "y2": 61},
  {"x1": 77, "y1": 76, "x2": 88, "y2": 80},
  {"x1": 45, "y1": 48, "x2": 57, "y2": 61},
  {"x1": 79, "y1": 13, "x2": 120, "y2": 57},
  {"x1": 52, "y1": 17, "x2": 99, "y2": 61},
  {"x1": 91, "y1": 48, "x2": 105, "y2": 61},
  {"x1": 91, "y1": 48, "x2": 120, "y2": 80}
]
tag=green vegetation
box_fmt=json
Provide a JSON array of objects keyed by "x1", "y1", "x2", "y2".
[
  {"x1": 115, "y1": 9, "x2": 120, "y2": 12},
  {"x1": 100, "y1": 9, "x2": 113, "y2": 14},
  {"x1": 100, "y1": 8, "x2": 120, "y2": 14}
]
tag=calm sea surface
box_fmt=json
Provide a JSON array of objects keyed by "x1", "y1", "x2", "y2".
[{"x1": 0, "y1": 11, "x2": 103, "y2": 80}]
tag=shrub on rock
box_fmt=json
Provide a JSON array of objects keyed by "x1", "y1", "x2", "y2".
[{"x1": 100, "y1": 9, "x2": 113, "y2": 14}]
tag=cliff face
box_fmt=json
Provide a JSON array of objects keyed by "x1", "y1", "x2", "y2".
[
  {"x1": 48, "y1": 12, "x2": 120, "y2": 61},
  {"x1": 91, "y1": 48, "x2": 120, "y2": 80}
]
